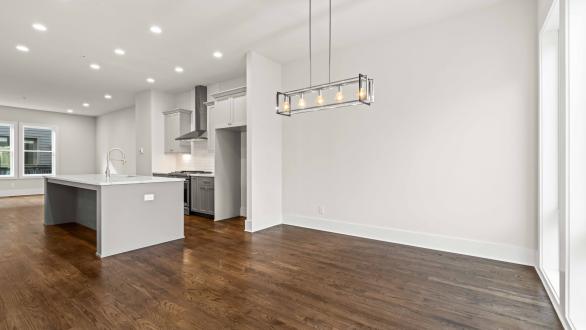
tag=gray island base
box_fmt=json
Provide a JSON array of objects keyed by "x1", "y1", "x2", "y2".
[{"x1": 44, "y1": 174, "x2": 185, "y2": 258}]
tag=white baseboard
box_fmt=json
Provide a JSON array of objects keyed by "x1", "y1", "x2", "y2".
[
  {"x1": 244, "y1": 219, "x2": 253, "y2": 232},
  {"x1": 0, "y1": 188, "x2": 44, "y2": 197},
  {"x1": 240, "y1": 206, "x2": 247, "y2": 217},
  {"x1": 245, "y1": 218, "x2": 282, "y2": 233},
  {"x1": 283, "y1": 215, "x2": 536, "y2": 266}
]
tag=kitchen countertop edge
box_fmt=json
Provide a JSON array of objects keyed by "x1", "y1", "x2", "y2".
[{"x1": 46, "y1": 174, "x2": 185, "y2": 186}]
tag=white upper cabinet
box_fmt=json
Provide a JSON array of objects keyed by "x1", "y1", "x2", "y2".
[
  {"x1": 211, "y1": 87, "x2": 246, "y2": 129},
  {"x1": 163, "y1": 109, "x2": 191, "y2": 153},
  {"x1": 231, "y1": 94, "x2": 247, "y2": 127},
  {"x1": 207, "y1": 104, "x2": 216, "y2": 152},
  {"x1": 214, "y1": 98, "x2": 233, "y2": 129}
]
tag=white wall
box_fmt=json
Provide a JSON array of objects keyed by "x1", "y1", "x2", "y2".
[
  {"x1": 150, "y1": 90, "x2": 176, "y2": 173},
  {"x1": 135, "y1": 91, "x2": 152, "y2": 176},
  {"x1": 281, "y1": 0, "x2": 538, "y2": 265},
  {"x1": 246, "y1": 51, "x2": 283, "y2": 232},
  {"x1": 96, "y1": 107, "x2": 136, "y2": 175},
  {"x1": 0, "y1": 105, "x2": 96, "y2": 196},
  {"x1": 135, "y1": 90, "x2": 176, "y2": 175}
]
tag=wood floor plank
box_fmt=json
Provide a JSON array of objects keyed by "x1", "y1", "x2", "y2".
[{"x1": 0, "y1": 196, "x2": 561, "y2": 329}]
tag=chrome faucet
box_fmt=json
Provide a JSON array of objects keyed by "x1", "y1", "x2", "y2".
[{"x1": 105, "y1": 148, "x2": 127, "y2": 179}]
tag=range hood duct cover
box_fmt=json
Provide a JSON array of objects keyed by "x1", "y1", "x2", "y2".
[{"x1": 176, "y1": 85, "x2": 208, "y2": 141}]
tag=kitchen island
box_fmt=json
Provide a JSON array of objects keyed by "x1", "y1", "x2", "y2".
[{"x1": 44, "y1": 174, "x2": 184, "y2": 258}]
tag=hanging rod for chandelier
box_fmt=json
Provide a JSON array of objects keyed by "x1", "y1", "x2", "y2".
[{"x1": 276, "y1": 0, "x2": 374, "y2": 116}]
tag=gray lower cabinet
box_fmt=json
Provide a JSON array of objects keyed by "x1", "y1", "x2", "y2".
[{"x1": 190, "y1": 177, "x2": 214, "y2": 215}]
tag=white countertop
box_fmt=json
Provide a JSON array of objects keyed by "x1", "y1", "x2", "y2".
[
  {"x1": 46, "y1": 174, "x2": 185, "y2": 186},
  {"x1": 188, "y1": 173, "x2": 214, "y2": 177}
]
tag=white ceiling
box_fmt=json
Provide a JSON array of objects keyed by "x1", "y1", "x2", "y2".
[{"x1": 0, "y1": 0, "x2": 504, "y2": 116}]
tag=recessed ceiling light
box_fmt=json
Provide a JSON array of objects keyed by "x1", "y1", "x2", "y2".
[
  {"x1": 146, "y1": 77, "x2": 155, "y2": 84},
  {"x1": 90, "y1": 63, "x2": 101, "y2": 70},
  {"x1": 67, "y1": 109, "x2": 74, "y2": 113},
  {"x1": 82, "y1": 103, "x2": 90, "y2": 107},
  {"x1": 174, "y1": 66, "x2": 184, "y2": 73},
  {"x1": 213, "y1": 51, "x2": 223, "y2": 59},
  {"x1": 32, "y1": 23, "x2": 47, "y2": 32},
  {"x1": 104, "y1": 94, "x2": 112, "y2": 99},
  {"x1": 150, "y1": 25, "x2": 162, "y2": 34},
  {"x1": 114, "y1": 48, "x2": 125, "y2": 55},
  {"x1": 16, "y1": 44, "x2": 29, "y2": 52}
]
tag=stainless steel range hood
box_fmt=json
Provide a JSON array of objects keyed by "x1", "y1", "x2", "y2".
[{"x1": 176, "y1": 85, "x2": 208, "y2": 141}]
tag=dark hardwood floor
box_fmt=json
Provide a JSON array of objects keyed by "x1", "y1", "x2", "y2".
[{"x1": 0, "y1": 196, "x2": 560, "y2": 329}]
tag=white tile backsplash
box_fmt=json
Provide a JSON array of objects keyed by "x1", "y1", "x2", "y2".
[{"x1": 176, "y1": 142, "x2": 214, "y2": 171}]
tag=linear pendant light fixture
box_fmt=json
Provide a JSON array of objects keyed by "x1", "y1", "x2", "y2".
[{"x1": 276, "y1": 0, "x2": 374, "y2": 116}]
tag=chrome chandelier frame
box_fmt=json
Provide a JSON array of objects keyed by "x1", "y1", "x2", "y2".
[{"x1": 276, "y1": 74, "x2": 374, "y2": 116}]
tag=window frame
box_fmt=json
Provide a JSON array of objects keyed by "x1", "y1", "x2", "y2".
[
  {"x1": 0, "y1": 122, "x2": 16, "y2": 179},
  {"x1": 19, "y1": 123, "x2": 57, "y2": 178}
]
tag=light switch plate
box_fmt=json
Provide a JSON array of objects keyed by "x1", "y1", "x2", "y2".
[{"x1": 144, "y1": 194, "x2": 155, "y2": 201}]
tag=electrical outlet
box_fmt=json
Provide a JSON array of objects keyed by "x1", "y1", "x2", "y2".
[
  {"x1": 318, "y1": 206, "x2": 325, "y2": 215},
  {"x1": 144, "y1": 193, "x2": 155, "y2": 201}
]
